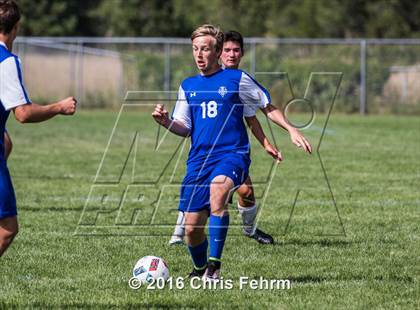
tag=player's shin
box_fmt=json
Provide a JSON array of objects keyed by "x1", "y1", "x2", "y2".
[
  {"x1": 237, "y1": 203, "x2": 257, "y2": 236},
  {"x1": 169, "y1": 211, "x2": 185, "y2": 244},
  {"x1": 174, "y1": 211, "x2": 185, "y2": 236},
  {"x1": 187, "y1": 238, "x2": 208, "y2": 271},
  {"x1": 208, "y1": 212, "x2": 230, "y2": 262}
]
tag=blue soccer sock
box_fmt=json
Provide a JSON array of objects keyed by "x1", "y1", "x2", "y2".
[
  {"x1": 208, "y1": 213, "x2": 230, "y2": 262},
  {"x1": 188, "y1": 238, "x2": 208, "y2": 270}
]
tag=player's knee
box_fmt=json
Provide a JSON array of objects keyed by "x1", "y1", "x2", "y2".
[
  {"x1": 210, "y1": 181, "x2": 224, "y2": 194},
  {"x1": 210, "y1": 182, "x2": 229, "y2": 205},
  {"x1": 184, "y1": 224, "x2": 202, "y2": 238},
  {"x1": 184, "y1": 224, "x2": 194, "y2": 237},
  {"x1": 237, "y1": 184, "x2": 255, "y2": 207},
  {"x1": 0, "y1": 227, "x2": 18, "y2": 246},
  {"x1": 240, "y1": 185, "x2": 255, "y2": 201}
]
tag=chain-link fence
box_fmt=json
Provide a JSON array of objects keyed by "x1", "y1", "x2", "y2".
[{"x1": 14, "y1": 37, "x2": 420, "y2": 114}]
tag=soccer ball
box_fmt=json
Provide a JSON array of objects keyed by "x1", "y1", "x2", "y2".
[{"x1": 132, "y1": 256, "x2": 169, "y2": 284}]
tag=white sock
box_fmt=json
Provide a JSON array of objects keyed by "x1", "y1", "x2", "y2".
[
  {"x1": 237, "y1": 203, "x2": 257, "y2": 236},
  {"x1": 172, "y1": 211, "x2": 185, "y2": 237}
]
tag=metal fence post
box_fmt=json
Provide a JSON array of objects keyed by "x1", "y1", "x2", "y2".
[
  {"x1": 360, "y1": 39, "x2": 367, "y2": 115},
  {"x1": 164, "y1": 43, "x2": 171, "y2": 93},
  {"x1": 70, "y1": 43, "x2": 77, "y2": 96},
  {"x1": 76, "y1": 40, "x2": 84, "y2": 106},
  {"x1": 250, "y1": 41, "x2": 256, "y2": 77}
]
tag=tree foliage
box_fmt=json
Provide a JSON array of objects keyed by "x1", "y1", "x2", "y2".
[{"x1": 16, "y1": 0, "x2": 420, "y2": 37}]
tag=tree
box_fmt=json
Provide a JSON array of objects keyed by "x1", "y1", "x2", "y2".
[
  {"x1": 17, "y1": 0, "x2": 100, "y2": 36},
  {"x1": 15, "y1": 0, "x2": 420, "y2": 38}
]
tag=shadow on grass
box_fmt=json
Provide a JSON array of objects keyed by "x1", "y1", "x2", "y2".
[
  {"x1": 275, "y1": 238, "x2": 362, "y2": 247},
  {"x1": 288, "y1": 274, "x2": 414, "y2": 284}
]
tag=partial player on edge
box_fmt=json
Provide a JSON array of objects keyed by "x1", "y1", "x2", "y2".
[{"x1": 0, "y1": 0, "x2": 77, "y2": 258}]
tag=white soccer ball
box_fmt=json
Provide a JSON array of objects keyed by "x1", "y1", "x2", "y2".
[{"x1": 132, "y1": 256, "x2": 169, "y2": 284}]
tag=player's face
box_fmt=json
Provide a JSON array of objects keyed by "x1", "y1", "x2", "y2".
[
  {"x1": 192, "y1": 36, "x2": 221, "y2": 74},
  {"x1": 221, "y1": 41, "x2": 243, "y2": 69}
]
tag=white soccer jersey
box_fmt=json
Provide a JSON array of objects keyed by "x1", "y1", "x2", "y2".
[
  {"x1": 0, "y1": 41, "x2": 31, "y2": 111},
  {"x1": 238, "y1": 72, "x2": 270, "y2": 117}
]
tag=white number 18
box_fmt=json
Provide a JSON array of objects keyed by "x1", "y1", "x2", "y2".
[{"x1": 200, "y1": 101, "x2": 218, "y2": 118}]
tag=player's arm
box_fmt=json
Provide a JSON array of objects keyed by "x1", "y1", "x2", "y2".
[
  {"x1": 152, "y1": 104, "x2": 190, "y2": 137},
  {"x1": 239, "y1": 71, "x2": 311, "y2": 154},
  {"x1": 13, "y1": 98, "x2": 76, "y2": 123},
  {"x1": 152, "y1": 85, "x2": 191, "y2": 137},
  {"x1": 261, "y1": 104, "x2": 312, "y2": 154},
  {"x1": 244, "y1": 115, "x2": 282, "y2": 161}
]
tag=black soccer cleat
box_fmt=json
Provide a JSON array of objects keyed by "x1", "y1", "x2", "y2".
[
  {"x1": 204, "y1": 260, "x2": 221, "y2": 280},
  {"x1": 188, "y1": 266, "x2": 207, "y2": 278},
  {"x1": 248, "y1": 228, "x2": 274, "y2": 244}
]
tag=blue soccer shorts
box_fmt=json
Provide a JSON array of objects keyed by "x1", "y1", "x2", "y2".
[
  {"x1": 0, "y1": 164, "x2": 17, "y2": 219},
  {"x1": 178, "y1": 153, "x2": 250, "y2": 213}
]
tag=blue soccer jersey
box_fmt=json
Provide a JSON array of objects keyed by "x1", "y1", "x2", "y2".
[
  {"x1": 172, "y1": 68, "x2": 270, "y2": 164},
  {"x1": 172, "y1": 68, "x2": 270, "y2": 212},
  {"x1": 0, "y1": 41, "x2": 31, "y2": 219}
]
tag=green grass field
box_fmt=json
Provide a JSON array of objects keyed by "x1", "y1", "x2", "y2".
[{"x1": 0, "y1": 109, "x2": 419, "y2": 309}]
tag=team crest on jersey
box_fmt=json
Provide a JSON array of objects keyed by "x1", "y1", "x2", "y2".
[{"x1": 218, "y1": 86, "x2": 228, "y2": 98}]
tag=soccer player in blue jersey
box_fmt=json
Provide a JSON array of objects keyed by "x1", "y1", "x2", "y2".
[
  {"x1": 169, "y1": 31, "x2": 312, "y2": 246},
  {"x1": 0, "y1": 0, "x2": 77, "y2": 257},
  {"x1": 153, "y1": 24, "x2": 282, "y2": 279}
]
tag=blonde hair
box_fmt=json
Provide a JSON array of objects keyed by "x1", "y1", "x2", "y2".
[{"x1": 191, "y1": 24, "x2": 224, "y2": 51}]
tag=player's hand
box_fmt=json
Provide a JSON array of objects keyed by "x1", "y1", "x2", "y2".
[
  {"x1": 58, "y1": 97, "x2": 77, "y2": 115},
  {"x1": 265, "y1": 142, "x2": 283, "y2": 162},
  {"x1": 290, "y1": 128, "x2": 312, "y2": 154},
  {"x1": 152, "y1": 104, "x2": 170, "y2": 127}
]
